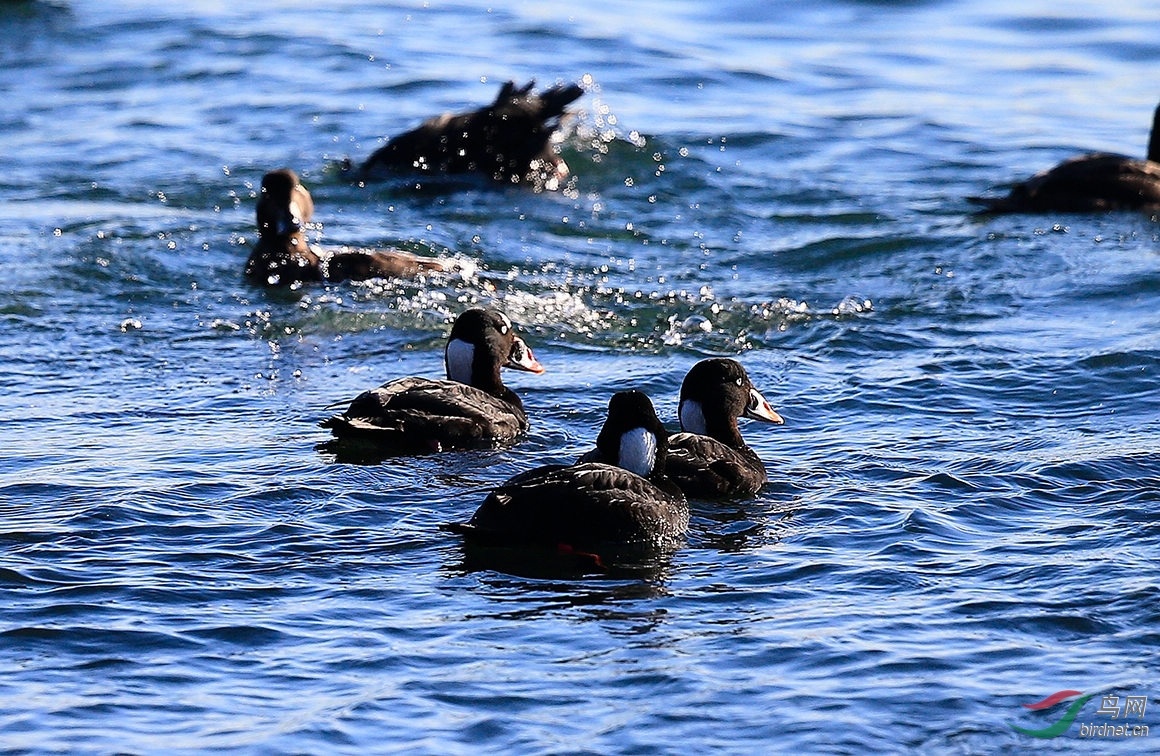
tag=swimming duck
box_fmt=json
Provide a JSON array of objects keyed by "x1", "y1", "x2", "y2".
[
  {"x1": 664, "y1": 358, "x2": 783, "y2": 499},
  {"x1": 444, "y1": 390, "x2": 689, "y2": 550},
  {"x1": 358, "y1": 80, "x2": 584, "y2": 191},
  {"x1": 321, "y1": 308, "x2": 544, "y2": 452},
  {"x1": 245, "y1": 168, "x2": 446, "y2": 286},
  {"x1": 973, "y1": 101, "x2": 1160, "y2": 213}
]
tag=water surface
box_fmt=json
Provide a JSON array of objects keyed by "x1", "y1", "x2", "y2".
[{"x1": 2, "y1": 0, "x2": 1159, "y2": 753}]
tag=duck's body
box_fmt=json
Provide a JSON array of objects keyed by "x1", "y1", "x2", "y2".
[
  {"x1": 322, "y1": 376, "x2": 530, "y2": 452},
  {"x1": 244, "y1": 169, "x2": 323, "y2": 285},
  {"x1": 446, "y1": 391, "x2": 688, "y2": 551},
  {"x1": 453, "y1": 461, "x2": 688, "y2": 549},
  {"x1": 321, "y1": 308, "x2": 544, "y2": 452},
  {"x1": 665, "y1": 433, "x2": 770, "y2": 499},
  {"x1": 663, "y1": 358, "x2": 783, "y2": 499},
  {"x1": 245, "y1": 168, "x2": 445, "y2": 286},
  {"x1": 359, "y1": 80, "x2": 584, "y2": 191},
  {"x1": 974, "y1": 103, "x2": 1160, "y2": 214}
]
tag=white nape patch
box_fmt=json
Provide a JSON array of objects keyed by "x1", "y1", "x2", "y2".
[
  {"x1": 679, "y1": 400, "x2": 707, "y2": 435},
  {"x1": 445, "y1": 338, "x2": 475, "y2": 384},
  {"x1": 619, "y1": 428, "x2": 657, "y2": 477}
]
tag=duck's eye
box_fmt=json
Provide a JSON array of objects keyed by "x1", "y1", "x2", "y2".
[
  {"x1": 499, "y1": 324, "x2": 509, "y2": 335},
  {"x1": 735, "y1": 377, "x2": 743, "y2": 386}
]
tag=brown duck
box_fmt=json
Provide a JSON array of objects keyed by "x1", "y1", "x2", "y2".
[
  {"x1": 444, "y1": 390, "x2": 689, "y2": 551},
  {"x1": 358, "y1": 80, "x2": 584, "y2": 191},
  {"x1": 245, "y1": 168, "x2": 446, "y2": 286},
  {"x1": 974, "y1": 101, "x2": 1160, "y2": 213},
  {"x1": 321, "y1": 308, "x2": 545, "y2": 453}
]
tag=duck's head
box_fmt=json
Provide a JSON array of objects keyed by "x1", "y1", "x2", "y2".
[
  {"x1": 256, "y1": 168, "x2": 314, "y2": 239},
  {"x1": 678, "y1": 358, "x2": 782, "y2": 442},
  {"x1": 594, "y1": 389, "x2": 669, "y2": 478},
  {"x1": 444, "y1": 308, "x2": 544, "y2": 390}
]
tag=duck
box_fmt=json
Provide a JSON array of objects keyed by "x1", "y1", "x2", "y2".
[
  {"x1": 245, "y1": 168, "x2": 447, "y2": 286},
  {"x1": 358, "y1": 80, "x2": 584, "y2": 191},
  {"x1": 321, "y1": 307, "x2": 544, "y2": 452},
  {"x1": 443, "y1": 390, "x2": 689, "y2": 551},
  {"x1": 663, "y1": 358, "x2": 784, "y2": 499},
  {"x1": 973, "y1": 101, "x2": 1160, "y2": 213}
]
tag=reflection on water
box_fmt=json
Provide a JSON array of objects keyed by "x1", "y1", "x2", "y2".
[{"x1": 450, "y1": 558, "x2": 675, "y2": 629}]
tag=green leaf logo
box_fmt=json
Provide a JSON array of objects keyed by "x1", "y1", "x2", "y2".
[{"x1": 1009, "y1": 691, "x2": 1096, "y2": 739}]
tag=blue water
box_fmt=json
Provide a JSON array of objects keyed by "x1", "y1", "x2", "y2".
[{"x1": 2, "y1": 0, "x2": 1159, "y2": 752}]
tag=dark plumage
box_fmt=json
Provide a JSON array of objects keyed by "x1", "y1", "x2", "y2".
[
  {"x1": 359, "y1": 80, "x2": 584, "y2": 191},
  {"x1": 445, "y1": 390, "x2": 689, "y2": 551},
  {"x1": 245, "y1": 168, "x2": 446, "y2": 286},
  {"x1": 664, "y1": 358, "x2": 783, "y2": 499},
  {"x1": 973, "y1": 102, "x2": 1160, "y2": 213},
  {"x1": 321, "y1": 308, "x2": 544, "y2": 452}
]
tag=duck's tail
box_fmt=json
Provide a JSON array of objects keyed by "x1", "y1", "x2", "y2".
[{"x1": 494, "y1": 80, "x2": 585, "y2": 121}]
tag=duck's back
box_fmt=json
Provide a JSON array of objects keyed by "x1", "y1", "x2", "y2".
[
  {"x1": 666, "y1": 432, "x2": 767, "y2": 499},
  {"x1": 244, "y1": 241, "x2": 324, "y2": 286},
  {"x1": 983, "y1": 153, "x2": 1160, "y2": 213},
  {"x1": 452, "y1": 462, "x2": 689, "y2": 549},
  {"x1": 321, "y1": 376, "x2": 527, "y2": 452},
  {"x1": 360, "y1": 81, "x2": 583, "y2": 185}
]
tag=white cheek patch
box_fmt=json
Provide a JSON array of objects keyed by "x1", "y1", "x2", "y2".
[
  {"x1": 679, "y1": 400, "x2": 707, "y2": 435},
  {"x1": 445, "y1": 338, "x2": 475, "y2": 384},
  {"x1": 619, "y1": 428, "x2": 657, "y2": 478}
]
